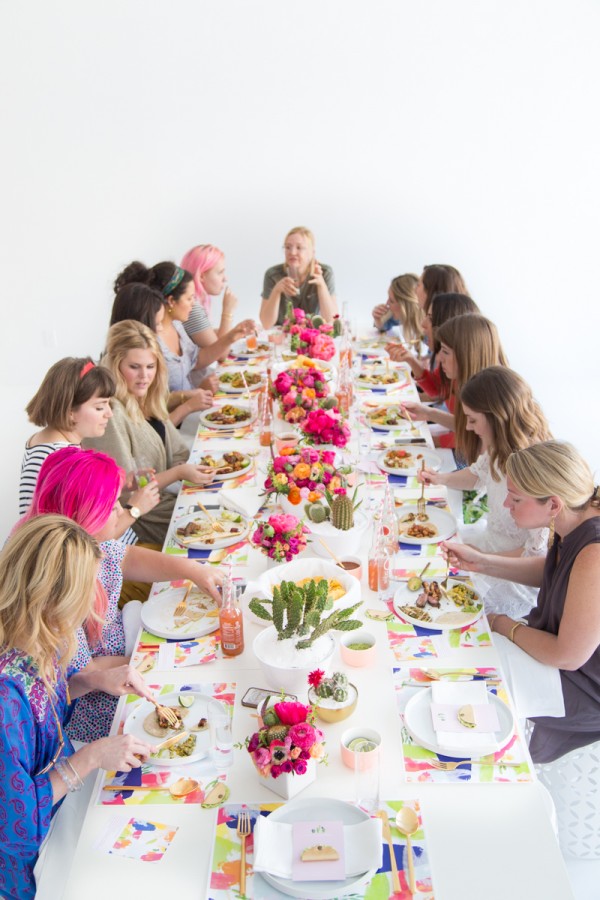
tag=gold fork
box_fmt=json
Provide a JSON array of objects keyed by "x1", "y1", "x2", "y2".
[
  {"x1": 376, "y1": 810, "x2": 400, "y2": 892},
  {"x1": 197, "y1": 501, "x2": 225, "y2": 533},
  {"x1": 417, "y1": 459, "x2": 426, "y2": 518},
  {"x1": 148, "y1": 697, "x2": 181, "y2": 730},
  {"x1": 237, "y1": 809, "x2": 252, "y2": 896},
  {"x1": 428, "y1": 758, "x2": 524, "y2": 771},
  {"x1": 173, "y1": 580, "x2": 193, "y2": 618}
]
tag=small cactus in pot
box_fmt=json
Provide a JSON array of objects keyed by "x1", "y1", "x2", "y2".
[
  {"x1": 304, "y1": 487, "x2": 361, "y2": 531},
  {"x1": 308, "y1": 669, "x2": 358, "y2": 723}
]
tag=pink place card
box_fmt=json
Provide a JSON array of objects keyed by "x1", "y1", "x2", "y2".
[{"x1": 291, "y1": 820, "x2": 345, "y2": 881}]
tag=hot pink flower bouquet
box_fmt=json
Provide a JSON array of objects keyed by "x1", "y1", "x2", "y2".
[
  {"x1": 263, "y1": 446, "x2": 350, "y2": 505},
  {"x1": 295, "y1": 328, "x2": 336, "y2": 361},
  {"x1": 301, "y1": 408, "x2": 351, "y2": 448},
  {"x1": 245, "y1": 699, "x2": 326, "y2": 779},
  {"x1": 272, "y1": 367, "x2": 330, "y2": 423},
  {"x1": 251, "y1": 513, "x2": 309, "y2": 562}
]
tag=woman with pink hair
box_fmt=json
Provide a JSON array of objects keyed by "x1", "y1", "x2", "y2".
[
  {"x1": 180, "y1": 244, "x2": 255, "y2": 347},
  {"x1": 22, "y1": 446, "x2": 223, "y2": 742}
]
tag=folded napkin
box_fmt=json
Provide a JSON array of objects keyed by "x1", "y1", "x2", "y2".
[
  {"x1": 431, "y1": 681, "x2": 496, "y2": 751},
  {"x1": 253, "y1": 816, "x2": 382, "y2": 879},
  {"x1": 492, "y1": 633, "x2": 565, "y2": 720},
  {"x1": 217, "y1": 486, "x2": 264, "y2": 519}
]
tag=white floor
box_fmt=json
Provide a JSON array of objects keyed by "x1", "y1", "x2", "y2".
[{"x1": 565, "y1": 856, "x2": 600, "y2": 900}]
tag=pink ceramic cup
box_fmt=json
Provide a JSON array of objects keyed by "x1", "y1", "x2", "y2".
[
  {"x1": 274, "y1": 431, "x2": 300, "y2": 454},
  {"x1": 340, "y1": 727, "x2": 381, "y2": 770},
  {"x1": 340, "y1": 630, "x2": 376, "y2": 666}
]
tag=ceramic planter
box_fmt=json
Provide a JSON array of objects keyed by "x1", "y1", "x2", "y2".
[{"x1": 257, "y1": 757, "x2": 316, "y2": 799}]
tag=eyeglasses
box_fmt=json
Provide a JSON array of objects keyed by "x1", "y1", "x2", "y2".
[{"x1": 36, "y1": 693, "x2": 66, "y2": 777}]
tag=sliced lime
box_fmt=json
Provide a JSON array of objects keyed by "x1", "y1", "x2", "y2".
[
  {"x1": 347, "y1": 738, "x2": 377, "y2": 753},
  {"x1": 178, "y1": 694, "x2": 194, "y2": 708}
]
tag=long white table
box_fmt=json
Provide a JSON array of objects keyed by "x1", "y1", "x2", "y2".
[{"x1": 51, "y1": 348, "x2": 574, "y2": 899}]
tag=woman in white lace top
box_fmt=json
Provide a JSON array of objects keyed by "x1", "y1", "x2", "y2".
[{"x1": 419, "y1": 366, "x2": 552, "y2": 617}]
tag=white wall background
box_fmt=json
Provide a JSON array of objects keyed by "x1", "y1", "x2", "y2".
[{"x1": 1, "y1": 0, "x2": 599, "y2": 543}]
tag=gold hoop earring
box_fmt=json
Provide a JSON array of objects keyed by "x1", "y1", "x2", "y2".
[{"x1": 547, "y1": 515, "x2": 555, "y2": 550}]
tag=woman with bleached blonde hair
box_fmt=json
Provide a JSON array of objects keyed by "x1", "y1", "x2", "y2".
[
  {"x1": 419, "y1": 367, "x2": 552, "y2": 617},
  {"x1": 443, "y1": 441, "x2": 600, "y2": 763},
  {"x1": 260, "y1": 226, "x2": 338, "y2": 328},
  {"x1": 0, "y1": 516, "x2": 154, "y2": 899},
  {"x1": 85, "y1": 320, "x2": 215, "y2": 544}
]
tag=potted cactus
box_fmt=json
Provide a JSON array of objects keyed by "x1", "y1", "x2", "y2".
[
  {"x1": 307, "y1": 669, "x2": 359, "y2": 723},
  {"x1": 304, "y1": 487, "x2": 368, "y2": 558},
  {"x1": 251, "y1": 578, "x2": 363, "y2": 693}
]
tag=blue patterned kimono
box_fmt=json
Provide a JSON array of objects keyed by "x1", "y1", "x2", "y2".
[{"x1": 0, "y1": 649, "x2": 73, "y2": 900}]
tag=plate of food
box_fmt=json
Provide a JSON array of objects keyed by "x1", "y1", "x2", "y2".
[
  {"x1": 356, "y1": 339, "x2": 390, "y2": 358},
  {"x1": 196, "y1": 450, "x2": 252, "y2": 480},
  {"x1": 284, "y1": 355, "x2": 335, "y2": 381},
  {"x1": 141, "y1": 585, "x2": 220, "y2": 639},
  {"x1": 258, "y1": 797, "x2": 378, "y2": 899},
  {"x1": 218, "y1": 368, "x2": 263, "y2": 393},
  {"x1": 393, "y1": 577, "x2": 483, "y2": 631},
  {"x1": 377, "y1": 446, "x2": 442, "y2": 476},
  {"x1": 355, "y1": 365, "x2": 407, "y2": 388},
  {"x1": 403, "y1": 686, "x2": 514, "y2": 758},
  {"x1": 123, "y1": 691, "x2": 212, "y2": 766},
  {"x1": 363, "y1": 404, "x2": 417, "y2": 431},
  {"x1": 230, "y1": 339, "x2": 271, "y2": 358},
  {"x1": 173, "y1": 509, "x2": 249, "y2": 550},
  {"x1": 199, "y1": 403, "x2": 254, "y2": 430},
  {"x1": 396, "y1": 505, "x2": 457, "y2": 544}
]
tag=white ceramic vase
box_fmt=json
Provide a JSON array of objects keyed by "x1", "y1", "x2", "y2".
[
  {"x1": 258, "y1": 757, "x2": 316, "y2": 800},
  {"x1": 307, "y1": 510, "x2": 369, "y2": 558},
  {"x1": 252, "y1": 627, "x2": 335, "y2": 694}
]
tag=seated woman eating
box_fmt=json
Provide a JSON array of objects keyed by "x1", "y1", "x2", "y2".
[
  {"x1": 22, "y1": 446, "x2": 222, "y2": 742},
  {"x1": 86, "y1": 320, "x2": 215, "y2": 546},
  {"x1": 443, "y1": 440, "x2": 600, "y2": 763},
  {"x1": 371, "y1": 274, "x2": 423, "y2": 349},
  {"x1": 0, "y1": 515, "x2": 155, "y2": 900},
  {"x1": 419, "y1": 367, "x2": 552, "y2": 618},
  {"x1": 20, "y1": 357, "x2": 159, "y2": 537},
  {"x1": 260, "y1": 226, "x2": 337, "y2": 328},
  {"x1": 180, "y1": 243, "x2": 242, "y2": 340}
]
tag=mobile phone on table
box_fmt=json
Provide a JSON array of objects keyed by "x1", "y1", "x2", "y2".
[{"x1": 241, "y1": 687, "x2": 297, "y2": 709}]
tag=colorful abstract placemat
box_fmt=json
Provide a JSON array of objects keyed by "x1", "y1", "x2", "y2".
[
  {"x1": 95, "y1": 680, "x2": 236, "y2": 805},
  {"x1": 392, "y1": 666, "x2": 533, "y2": 783},
  {"x1": 208, "y1": 800, "x2": 435, "y2": 899},
  {"x1": 385, "y1": 613, "x2": 492, "y2": 661},
  {"x1": 131, "y1": 629, "x2": 220, "y2": 671},
  {"x1": 98, "y1": 817, "x2": 179, "y2": 862}
]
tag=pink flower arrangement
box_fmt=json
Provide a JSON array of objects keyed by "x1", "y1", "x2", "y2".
[
  {"x1": 251, "y1": 513, "x2": 309, "y2": 562},
  {"x1": 263, "y1": 446, "x2": 350, "y2": 503},
  {"x1": 272, "y1": 367, "x2": 330, "y2": 423},
  {"x1": 244, "y1": 699, "x2": 326, "y2": 779},
  {"x1": 295, "y1": 328, "x2": 336, "y2": 361},
  {"x1": 301, "y1": 408, "x2": 351, "y2": 448}
]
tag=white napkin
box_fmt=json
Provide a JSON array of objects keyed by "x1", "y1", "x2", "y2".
[
  {"x1": 217, "y1": 486, "x2": 264, "y2": 519},
  {"x1": 431, "y1": 681, "x2": 494, "y2": 750},
  {"x1": 492, "y1": 633, "x2": 565, "y2": 719},
  {"x1": 253, "y1": 816, "x2": 382, "y2": 878}
]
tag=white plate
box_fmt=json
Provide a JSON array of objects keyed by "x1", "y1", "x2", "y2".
[
  {"x1": 357, "y1": 341, "x2": 390, "y2": 358},
  {"x1": 403, "y1": 686, "x2": 515, "y2": 758},
  {"x1": 397, "y1": 505, "x2": 457, "y2": 544},
  {"x1": 393, "y1": 577, "x2": 483, "y2": 632},
  {"x1": 140, "y1": 585, "x2": 220, "y2": 639},
  {"x1": 363, "y1": 404, "x2": 417, "y2": 431},
  {"x1": 377, "y1": 446, "x2": 441, "y2": 476},
  {"x1": 355, "y1": 366, "x2": 409, "y2": 389},
  {"x1": 260, "y1": 797, "x2": 377, "y2": 899},
  {"x1": 198, "y1": 403, "x2": 255, "y2": 430},
  {"x1": 217, "y1": 368, "x2": 264, "y2": 393},
  {"x1": 195, "y1": 451, "x2": 253, "y2": 481},
  {"x1": 172, "y1": 510, "x2": 249, "y2": 550},
  {"x1": 123, "y1": 692, "x2": 211, "y2": 766},
  {"x1": 230, "y1": 339, "x2": 271, "y2": 358}
]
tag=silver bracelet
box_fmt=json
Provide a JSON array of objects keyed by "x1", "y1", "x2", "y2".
[{"x1": 54, "y1": 757, "x2": 82, "y2": 792}]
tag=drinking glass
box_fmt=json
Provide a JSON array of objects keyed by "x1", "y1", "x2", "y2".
[
  {"x1": 208, "y1": 699, "x2": 233, "y2": 769},
  {"x1": 354, "y1": 746, "x2": 380, "y2": 814}
]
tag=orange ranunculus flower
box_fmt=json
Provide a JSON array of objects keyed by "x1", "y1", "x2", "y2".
[
  {"x1": 293, "y1": 463, "x2": 311, "y2": 480},
  {"x1": 281, "y1": 447, "x2": 297, "y2": 456},
  {"x1": 329, "y1": 476, "x2": 341, "y2": 490},
  {"x1": 310, "y1": 742, "x2": 325, "y2": 759},
  {"x1": 288, "y1": 489, "x2": 302, "y2": 505},
  {"x1": 307, "y1": 491, "x2": 321, "y2": 503}
]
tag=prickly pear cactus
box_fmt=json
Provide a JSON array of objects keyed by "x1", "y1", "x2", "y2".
[{"x1": 330, "y1": 493, "x2": 354, "y2": 530}]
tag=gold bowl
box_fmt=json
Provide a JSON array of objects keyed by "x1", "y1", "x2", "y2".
[{"x1": 308, "y1": 684, "x2": 358, "y2": 723}]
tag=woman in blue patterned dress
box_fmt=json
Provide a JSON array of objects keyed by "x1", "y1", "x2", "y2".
[{"x1": 0, "y1": 516, "x2": 155, "y2": 900}]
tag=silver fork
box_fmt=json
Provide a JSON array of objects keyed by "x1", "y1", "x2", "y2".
[
  {"x1": 237, "y1": 809, "x2": 252, "y2": 896},
  {"x1": 417, "y1": 459, "x2": 427, "y2": 517}
]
